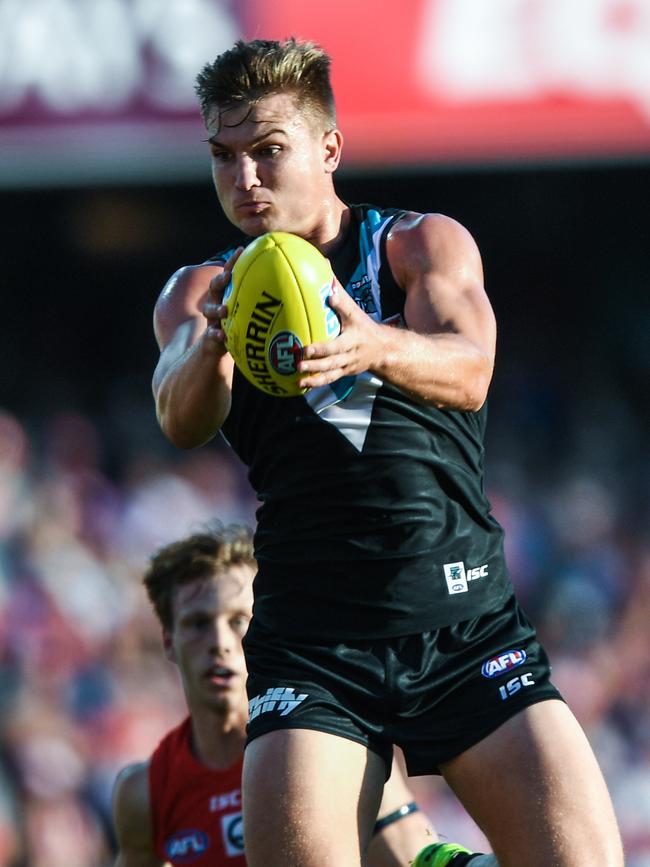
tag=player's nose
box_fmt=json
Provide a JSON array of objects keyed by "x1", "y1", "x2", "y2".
[
  {"x1": 235, "y1": 155, "x2": 260, "y2": 190},
  {"x1": 210, "y1": 619, "x2": 235, "y2": 654}
]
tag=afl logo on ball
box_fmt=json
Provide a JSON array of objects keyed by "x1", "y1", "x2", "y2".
[{"x1": 269, "y1": 331, "x2": 303, "y2": 376}]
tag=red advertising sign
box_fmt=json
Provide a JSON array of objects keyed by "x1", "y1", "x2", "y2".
[
  {"x1": 0, "y1": 0, "x2": 649, "y2": 185},
  {"x1": 248, "y1": 0, "x2": 650, "y2": 164}
]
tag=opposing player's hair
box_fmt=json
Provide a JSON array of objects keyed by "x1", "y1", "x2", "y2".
[
  {"x1": 143, "y1": 523, "x2": 256, "y2": 631},
  {"x1": 195, "y1": 37, "x2": 336, "y2": 132}
]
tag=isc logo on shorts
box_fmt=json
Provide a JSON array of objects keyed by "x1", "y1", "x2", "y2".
[
  {"x1": 248, "y1": 686, "x2": 308, "y2": 720},
  {"x1": 498, "y1": 672, "x2": 536, "y2": 701}
]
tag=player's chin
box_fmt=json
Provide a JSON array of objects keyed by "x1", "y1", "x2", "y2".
[
  {"x1": 204, "y1": 689, "x2": 233, "y2": 711},
  {"x1": 233, "y1": 210, "x2": 276, "y2": 237},
  {"x1": 209, "y1": 690, "x2": 246, "y2": 716}
]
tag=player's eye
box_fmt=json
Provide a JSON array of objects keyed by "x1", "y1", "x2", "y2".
[
  {"x1": 188, "y1": 615, "x2": 210, "y2": 629},
  {"x1": 257, "y1": 145, "x2": 282, "y2": 157},
  {"x1": 230, "y1": 615, "x2": 250, "y2": 631},
  {"x1": 210, "y1": 148, "x2": 232, "y2": 162}
]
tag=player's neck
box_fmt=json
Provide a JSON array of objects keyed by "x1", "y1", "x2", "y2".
[
  {"x1": 299, "y1": 197, "x2": 350, "y2": 256},
  {"x1": 189, "y1": 707, "x2": 247, "y2": 770}
]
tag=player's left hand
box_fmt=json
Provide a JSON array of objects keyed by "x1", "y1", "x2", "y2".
[{"x1": 297, "y1": 280, "x2": 386, "y2": 388}]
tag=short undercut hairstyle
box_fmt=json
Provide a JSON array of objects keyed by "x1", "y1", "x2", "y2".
[
  {"x1": 143, "y1": 523, "x2": 256, "y2": 632},
  {"x1": 195, "y1": 37, "x2": 336, "y2": 132}
]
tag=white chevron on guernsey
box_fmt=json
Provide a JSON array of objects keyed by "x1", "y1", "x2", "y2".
[{"x1": 308, "y1": 372, "x2": 383, "y2": 452}]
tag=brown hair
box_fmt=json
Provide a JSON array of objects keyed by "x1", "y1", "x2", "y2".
[
  {"x1": 195, "y1": 37, "x2": 336, "y2": 132},
  {"x1": 143, "y1": 523, "x2": 255, "y2": 631}
]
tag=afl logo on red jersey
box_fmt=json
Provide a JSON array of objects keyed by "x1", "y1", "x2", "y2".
[{"x1": 165, "y1": 829, "x2": 210, "y2": 862}]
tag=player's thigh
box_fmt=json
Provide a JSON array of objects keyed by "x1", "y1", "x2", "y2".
[
  {"x1": 440, "y1": 699, "x2": 623, "y2": 867},
  {"x1": 242, "y1": 727, "x2": 386, "y2": 867}
]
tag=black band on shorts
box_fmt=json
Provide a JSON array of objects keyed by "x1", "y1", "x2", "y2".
[{"x1": 372, "y1": 801, "x2": 419, "y2": 836}]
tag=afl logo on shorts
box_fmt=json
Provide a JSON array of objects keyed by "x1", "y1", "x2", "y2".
[
  {"x1": 165, "y1": 829, "x2": 210, "y2": 862},
  {"x1": 481, "y1": 649, "x2": 527, "y2": 678},
  {"x1": 269, "y1": 331, "x2": 303, "y2": 376}
]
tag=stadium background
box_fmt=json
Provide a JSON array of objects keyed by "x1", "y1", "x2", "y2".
[{"x1": 1, "y1": 1, "x2": 649, "y2": 864}]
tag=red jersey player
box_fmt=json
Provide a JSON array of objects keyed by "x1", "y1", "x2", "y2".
[{"x1": 111, "y1": 525, "x2": 437, "y2": 866}]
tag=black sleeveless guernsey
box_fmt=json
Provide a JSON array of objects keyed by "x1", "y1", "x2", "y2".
[{"x1": 209, "y1": 204, "x2": 513, "y2": 640}]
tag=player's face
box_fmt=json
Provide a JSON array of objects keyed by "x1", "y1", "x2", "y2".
[
  {"x1": 205, "y1": 92, "x2": 342, "y2": 238},
  {"x1": 165, "y1": 565, "x2": 254, "y2": 717}
]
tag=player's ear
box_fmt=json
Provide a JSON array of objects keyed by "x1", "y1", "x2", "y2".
[
  {"x1": 323, "y1": 128, "x2": 343, "y2": 173},
  {"x1": 163, "y1": 629, "x2": 177, "y2": 663}
]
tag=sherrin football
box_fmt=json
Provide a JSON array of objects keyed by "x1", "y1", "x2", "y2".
[{"x1": 222, "y1": 232, "x2": 340, "y2": 397}]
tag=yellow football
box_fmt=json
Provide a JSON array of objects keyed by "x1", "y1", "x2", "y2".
[{"x1": 222, "y1": 232, "x2": 340, "y2": 397}]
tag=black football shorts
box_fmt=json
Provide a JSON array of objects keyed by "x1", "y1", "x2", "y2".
[{"x1": 243, "y1": 593, "x2": 563, "y2": 776}]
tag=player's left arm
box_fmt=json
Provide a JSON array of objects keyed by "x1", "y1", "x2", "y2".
[
  {"x1": 112, "y1": 762, "x2": 167, "y2": 867},
  {"x1": 367, "y1": 758, "x2": 436, "y2": 867},
  {"x1": 298, "y1": 212, "x2": 496, "y2": 410}
]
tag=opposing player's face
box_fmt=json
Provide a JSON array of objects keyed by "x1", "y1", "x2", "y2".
[
  {"x1": 165, "y1": 565, "x2": 254, "y2": 717},
  {"x1": 205, "y1": 92, "x2": 342, "y2": 238}
]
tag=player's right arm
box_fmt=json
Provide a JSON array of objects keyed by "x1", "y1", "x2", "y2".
[
  {"x1": 153, "y1": 251, "x2": 240, "y2": 449},
  {"x1": 112, "y1": 762, "x2": 167, "y2": 867}
]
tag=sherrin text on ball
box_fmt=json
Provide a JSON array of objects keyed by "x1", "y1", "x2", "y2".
[{"x1": 222, "y1": 232, "x2": 340, "y2": 397}]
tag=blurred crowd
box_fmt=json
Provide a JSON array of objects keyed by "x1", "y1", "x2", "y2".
[{"x1": 0, "y1": 392, "x2": 649, "y2": 866}]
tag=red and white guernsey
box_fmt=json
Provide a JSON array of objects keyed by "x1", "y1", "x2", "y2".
[{"x1": 149, "y1": 717, "x2": 245, "y2": 865}]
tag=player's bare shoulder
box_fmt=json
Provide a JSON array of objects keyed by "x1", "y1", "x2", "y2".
[
  {"x1": 384, "y1": 209, "x2": 495, "y2": 382},
  {"x1": 112, "y1": 760, "x2": 161, "y2": 865},
  {"x1": 154, "y1": 261, "x2": 224, "y2": 351},
  {"x1": 386, "y1": 211, "x2": 483, "y2": 284}
]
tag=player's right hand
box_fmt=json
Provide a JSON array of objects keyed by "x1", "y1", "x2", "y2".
[{"x1": 202, "y1": 248, "x2": 243, "y2": 346}]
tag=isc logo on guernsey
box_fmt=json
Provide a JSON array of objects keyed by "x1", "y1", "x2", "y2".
[{"x1": 443, "y1": 561, "x2": 488, "y2": 595}]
